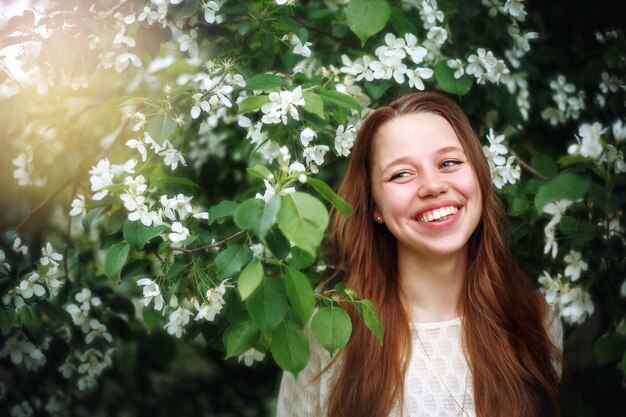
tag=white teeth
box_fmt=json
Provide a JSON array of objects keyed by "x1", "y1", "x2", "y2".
[{"x1": 418, "y1": 206, "x2": 459, "y2": 223}]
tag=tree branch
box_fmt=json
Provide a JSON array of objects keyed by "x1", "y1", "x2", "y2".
[
  {"x1": 171, "y1": 230, "x2": 247, "y2": 253},
  {"x1": 510, "y1": 149, "x2": 548, "y2": 180},
  {"x1": 15, "y1": 178, "x2": 76, "y2": 232}
]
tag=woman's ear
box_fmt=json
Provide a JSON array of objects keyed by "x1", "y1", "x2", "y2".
[{"x1": 373, "y1": 209, "x2": 384, "y2": 224}]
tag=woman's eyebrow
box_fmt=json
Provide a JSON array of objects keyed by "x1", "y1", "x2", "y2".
[{"x1": 436, "y1": 145, "x2": 465, "y2": 156}]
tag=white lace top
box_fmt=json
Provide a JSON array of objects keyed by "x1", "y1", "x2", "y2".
[{"x1": 276, "y1": 315, "x2": 563, "y2": 417}]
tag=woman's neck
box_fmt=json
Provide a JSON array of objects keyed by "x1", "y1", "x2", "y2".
[{"x1": 397, "y1": 247, "x2": 467, "y2": 323}]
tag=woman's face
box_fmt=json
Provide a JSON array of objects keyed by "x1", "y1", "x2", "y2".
[{"x1": 370, "y1": 112, "x2": 482, "y2": 261}]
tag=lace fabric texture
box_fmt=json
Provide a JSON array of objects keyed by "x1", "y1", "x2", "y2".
[{"x1": 276, "y1": 315, "x2": 563, "y2": 417}]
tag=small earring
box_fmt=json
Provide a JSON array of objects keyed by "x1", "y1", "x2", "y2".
[{"x1": 375, "y1": 216, "x2": 382, "y2": 223}]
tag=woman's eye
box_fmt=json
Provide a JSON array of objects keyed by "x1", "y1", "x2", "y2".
[
  {"x1": 390, "y1": 171, "x2": 410, "y2": 181},
  {"x1": 440, "y1": 159, "x2": 462, "y2": 169}
]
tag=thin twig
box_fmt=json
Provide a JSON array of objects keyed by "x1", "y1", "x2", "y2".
[
  {"x1": 15, "y1": 178, "x2": 75, "y2": 232},
  {"x1": 170, "y1": 230, "x2": 247, "y2": 253},
  {"x1": 291, "y1": 16, "x2": 344, "y2": 44},
  {"x1": 510, "y1": 149, "x2": 548, "y2": 180}
]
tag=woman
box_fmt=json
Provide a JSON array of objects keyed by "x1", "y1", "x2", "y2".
[{"x1": 276, "y1": 92, "x2": 563, "y2": 417}]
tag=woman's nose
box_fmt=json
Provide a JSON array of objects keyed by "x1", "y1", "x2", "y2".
[{"x1": 417, "y1": 170, "x2": 448, "y2": 198}]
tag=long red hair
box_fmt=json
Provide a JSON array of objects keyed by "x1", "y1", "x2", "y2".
[{"x1": 326, "y1": 92, "x2": 561, "y2": 417}]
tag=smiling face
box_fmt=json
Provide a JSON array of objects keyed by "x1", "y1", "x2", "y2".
[{"x1": 370, "y1": 112, "x2": 483, "y2": 261}]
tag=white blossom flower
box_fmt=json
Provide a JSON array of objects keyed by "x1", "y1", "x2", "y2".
[
  {"x1": 89, "y1": 159, "x2": 115, "y2": 200},
  {"x1": 137, "y1": 278, "x2": 165, "y2": 311},
  {"x1": 160, "y1": 194, "x2": 194, "y2": 221},
  {"x1": 406, "y1": 67, "x2": 434, "y2": 90},
  {"x1": 260, "y1": 86, "x2": 306, "y2": 125},
  {"x1": 238, "y1": 348, "x2": 265, "y2": 366},
  {"x1": 255, "y1": 179, "x2": 295, "y2": 203},
  {"x1": 40, "y1": 242, "x2": 63, "y2": 267},
  {"x1": 159, "y1": 141, "x2": 187, "y2": 170},
  {"x1": 85, "y1": 319, "x2": 113, "y2": 344},
  {"x1": 0, "y1": 249, "x2": 10, "y2": 272},
  {"x1": 334, "y1": 124, "x2": 356, "y2": 157},
  {"x1": 299, "y1": 127, "x2": 317, "y2": 147},
  {"x1": 202, "y1": 0, "x2": 224, "y2": 24},
  {"x1": 165, "y1": 306, "x2": 193, "y2": 338},
  {"x1": 560, "y1": 286, "x2": 594, "y2": 325},
  {"x1": 502, "y1": 0, "x2": 527, "y2": 21},
  {"x1": 178, "y1": 29, "x2": 199, "y2": 57},
  {"x1": 168, "y1": 222, "x2": 190, "y2": 243},
  {"x1": 10, "y1": 400, "x2": 34, "y2": 417},
  {"x1": 542, "y1": 200, "x2": 575, "y2": 258},
  {"x1": 126, "y1": 132, "x2": 158, "y2": 162},
  {"x1": 602, "y1": 144, "x2": 626, "y2": 173},
  {"x1": 303, "y1": 144, "x2": 330, "y2": 173},
  {"x1": 563, "y1": 250, "x2": 588, "y2": 281},
  {"x1": 12, "y1": 237, "x2": 29, "y2": 255},
  {"x1": 43, "y1": 266, "x2": 64, "y2": 298},
  {"x1": 599, "y1": 71, "x2": 621, "y2": 94},
  {"x1": 466, "y1": 48, "x2": 509, "y2": 84},
  {"x1": 70, "y1": 194, "x2": 86, "y2": 217},
  {"x1": 571, "y1": 122, "x2": 606, "y2": 160},
  {"x1": 288, "y1": 162, "x2": 306, "y2": 175},
  {"x1": 612, "y1": 119, "x2": 626, "y2": 142},
  {"x1": 16, "y1": 272, "x2": 46, "y2": 299},
  {"x1": 340, "y1": 55, "x2": 375, "y2": 82},
  {"x1": 419, "y1": 0, "x2": 444, "y2": 28},
  {"x1": 283, "y1": 33, "x2": 313, "y2": 57},
  {"x1": 0, "y1": 333, "x2": 46, "y2": 370},
  {"x1": 404, "y1": 34, "x2": 428, "y2": 65},
  {"x1": 114, "y1": 53, "x2": 142, "y2": 73},
  {"x1": 447, "y1": 59, "x2": 465, "y2": 79}
]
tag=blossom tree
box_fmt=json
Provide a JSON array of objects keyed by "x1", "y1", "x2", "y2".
[{"x1": 0, "y1": 0, "x2": 624, "y2": 415}]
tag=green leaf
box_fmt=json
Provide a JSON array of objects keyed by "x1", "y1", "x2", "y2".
[
  {"x1": 216, "y1": 244, "x2": 253, "y2": 279},
  {"x1": 0, "y1": 309, "x2": 15, "y2": 335},
  {"x1": 225, "y1": 320, "x2": 260, "y2": 359},
  {"x1": 234, "y1": 196, "x2": 281, "y2": 239},
  {"x1": 559, "y1": 216, "x2": 596, "y2": 244},
  {"x1": 245, "y1": 73, "x2": 284, "y2": 91},
  {"x1": 39, "y1": 300, "x2": 73, "y2": 325},
  {"x1": 364, "y1": 80, "x2": 392, "y2": 100},
  {"x1": 346, "y1": 0, "x2": 391, "y2": 46},
  {"x1": 302, "y1": 92, "x2": 325, "y2": 120},
  {"x1": 238, "y1": 259, "x2": 264, "y2": 301},
  {"x1": 82, "y1": 206, "x2": 109, "y2": 231},
  {"x1": 317, "y1": 90, "x2": 361, "y2": 111},
  {"x1": 311, "y1": 306, "x2": 352, "y2": 356},
  {"x1": 238, "y1": 95, "x2": 270, "y2": 114},
  {"x1": 266, "y1": 227, "x2": 291, "y2": 259},
  {"x1": 284, "y1": 266, "x2": 315, "y2": 323},
  {"x1": 508, "y1": 197, "x2": 530, "y2": 217},
  {"x1": 19, "y1": 306, "x2": 41, "y2": 335},
  {"x1": 287, "y1": 247, "x2": 316, "y2": 269},
  {"x1": 147, "y1": 114, "x2": 177, "y2": 143},
  {"x1": 247, "y1": 164, "x2": 274, "y2": 180},
  {"x1": 593, "y1": 333, "x2": 626, "y2": 365},
  {"x1": 151, "y1": 176, "x2": 200, "y2": 194},
  {"x1": 389, "y1": 6, "x2": 418, "y2": 35},
  {"x1": 434, "y1": 60, "x2": 473, "y2": 96},
  {"x1": 307, "y1": 177, "x2": 352, "y2": 220},
  {"x1": 357, "y1": 299, "x2": 384, "y2": 343},
  {"x1": 534, "y1": 171, "x2": 591, "y2": 211},
  {"x1": 270, "y1": 320, "x2": 310, "y2": 375},
  {"x1": 246, "y1": 277, "x2": 287, "y2": 332},
  {"x1": 208, "y1": 200, "x2": 238, "y2": 225},
  {"x1": 531, "y1": 153, "x2": 558, "y2": 178},
  {"x1": 142, "y1": 307, "x2": 162, "y2": 332},
  {"x1": 104, "y1": 242, "x2": 131, "y2": 282},
  {"x1": 123, "y1": 222, "x2": 168, "y2": 250},
  {"x1": 277, "y1": 192, "x2": 329, "y2": 257}
]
